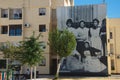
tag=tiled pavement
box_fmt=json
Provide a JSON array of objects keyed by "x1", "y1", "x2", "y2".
[{"x1": 35, "y1": 75, "x2": 120, "y2": 80}]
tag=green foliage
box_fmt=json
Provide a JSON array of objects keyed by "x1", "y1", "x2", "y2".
[
  {"x1": 18, "y1": 32, "x2": 44, "y2": 66},
  {"x1": 0, "y1": 42, "x2": 19, "y2": 60},
  {"x1": 0, "y1": 32, "x2": 44, "y2": 66},
  {"x1": 49, "y1": 29, "x2": 76, "y2": 58},
  {"x1": 0, "y1": 32, "x2": 44, "y2": 80}
]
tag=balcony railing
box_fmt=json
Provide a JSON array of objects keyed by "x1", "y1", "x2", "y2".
[
  {"x1": 9, "y1": 9, "x2": 22, "y2": 20},
  {"x1": 0, "y1": 8, "x2": 22, "y2": 20}
]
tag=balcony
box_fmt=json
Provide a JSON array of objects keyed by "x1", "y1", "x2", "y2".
[
  {"x1": 9, "y1": 8, "x2": 22, "y2": 20},
  {"x1": 9, "y1": 8, "x2": 23, "y2": 24},
  {"x1": 0, "y1": 8, "x2": 23, "y2": 25}
]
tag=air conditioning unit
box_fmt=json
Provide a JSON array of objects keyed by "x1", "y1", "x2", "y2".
[{"x1": 24, "y1": 23, "x2": 30, "y2": 28}]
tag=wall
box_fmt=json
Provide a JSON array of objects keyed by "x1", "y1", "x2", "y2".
[
  {"x1": 0, "y1": 0, "x2": 51, "y2": 74},
  {"x1": 107, "y1": 18, "x2": 120, "y2": 74},
  {"x1": 57, "y1": 4, "x2": 108, "y2": 76}
]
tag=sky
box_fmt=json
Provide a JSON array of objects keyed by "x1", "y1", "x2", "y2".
[{"x1": 74, "y1": 0, "x2": 120, "y2": 18}]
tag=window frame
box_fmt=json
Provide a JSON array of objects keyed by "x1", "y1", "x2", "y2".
[
  {"x1": 39, "y1": 58, "x2": 46, "y2": 66},
  {"x1": 39, "y1": 8, "x2": 46, "y2": 16},
  {"x1": 40, "y1": 41, "x2": 46, "y2": 50},
  {"x1": 39, "y1": 24, "x2": 46, "y2": 32},
  {"x1": 9, "y1": 8, "x2": 22, "y2": 20},
  {"x1": 110, "y1": 32, "x2": 113, "y2": 39},
  {"x1": 110, "y1": 43, "x2": 114, "y2": 54},
  {"x1": 111, "y1": 59, "x2": 115, "y2": 70},
  {"x1": 9, "y1": 25, "x2": 22, "y2": 36},
  {"x1": 1, "y1": 26, "x2": 8, "y2": 34},
  {"x1": 1, "y1": 9, "x2": 8, "y2": 18}
]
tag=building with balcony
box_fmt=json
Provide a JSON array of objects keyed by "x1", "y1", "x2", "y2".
[
  {"x1": 0, "y1": 0, "x2": 120, "y2": 76},
  {"x1": 0, "y1": 0, "x2": 74, "y2": 74}
]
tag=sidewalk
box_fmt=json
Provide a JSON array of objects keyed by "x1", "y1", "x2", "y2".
[{"x1": 36, "y1": 75, "x2": 120, "y2": 80}]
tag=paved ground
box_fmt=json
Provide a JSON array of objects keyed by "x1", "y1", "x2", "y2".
[{"x1": 36, "y1": 75, "x2": 120, "y2": 80}]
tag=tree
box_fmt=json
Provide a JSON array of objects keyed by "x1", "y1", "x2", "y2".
[
  {"x1": 0, "y1": 42, "x2": 20, "y2": 80},
  {"x1": 0, "y1": 42, "x2": 19, "y2": 60},
  {"x1": 17, "y1": 32, "x2": 44, "y2": 80},
  {"x1": 49, "y1": 29, "x2": 76, "y2": 79}
]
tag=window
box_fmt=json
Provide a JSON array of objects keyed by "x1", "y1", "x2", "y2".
[
  {"x1": 39, "y1": 58, "x2": 46, "y2": 66},
  {"x1": 39, "y1": 8, "x2": 46, "y2": 16},
  {"x1": 110, "y1": 44, "x2": 114, "y2": 54},
  {"x1": 0, "y1": 59, "x2": 7, "y2": 69},
  {"x1": 110, "y1": 32, "x2": 113, "y2": 39},
  {"x1": 9, "y1": 25, "x2": 22, "y2": 36},
  {"x1": 1, "y1": 26, "x2": 8, "y2": 34},
  {"x1": 9, "y1": 9, "x2": 22, "y2": 19},
  {"x1": 12, "y1": 42, "x2": 20, "y2": 47},
  {"x1": 1, "y1": 9, "x2": 8, "y2": 18},
  {"x1": 39, "y1": 25, "x2": 46, "y2": 32},
  {"x1": 0, "y1": 42, "x2": 7, "y2": 49},
  {"x1": 111, "y1": 59, "x2": 115, "y2": 70},
  {"x1": 40, "y1": 41, "x2": 46, "y2": 50},
  {"x1": 52, "y1": 9, "x2": 56, "y2": 19}
]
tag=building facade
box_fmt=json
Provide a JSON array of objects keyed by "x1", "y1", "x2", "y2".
[
  {"x1": 107, "y1": 18, "x2": 120, "y2": 74},
  {"x1": 0, "y1": 0, "x2": 73, "y2": 74},
  {"x1": 0, "y1": 0, "x2": 120, "y2": 75}
]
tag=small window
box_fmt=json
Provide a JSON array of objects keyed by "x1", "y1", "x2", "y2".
[
  {"x1": 39, "y1": 8, "x2": 46, "y2": 16},
  {"x1": 40, "y1": 41, "x2": 46, "y2": 50},
  {"x1": 1, "y1": 9, "x2": 8, "y2": 18},
  {"x1": 0, "y1": 59, "x2": 7, "y2": 69},
  {"x1": 39, "y1": 58, "x2": 46, "y2": 66},
  {"x1": 111, "y1": 59, "x2": 115, "y2": 70},
  {"x1": 39, "y1": 25, "x2": 46, "y2": 32},
  {"x1": 12, "y1": 42, "x2": 20, "y2": 47},
  {"x1": 52, "y1": 9, "x2": 56, "y2": 19},
  {"x1": 1, "y1": 26, "x2": 8, "y2": 34},
  {"x1": 110, "y1": 32, "x2": 113, "y2": 39},
  {"x1": 0, "y1": 42, "x2": 7, "y2": 49},
  {"x1": 110, "y1": 44, "x2": 114, "y2": 54}
]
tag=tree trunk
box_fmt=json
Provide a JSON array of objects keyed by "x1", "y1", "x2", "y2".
[
  {"x1": 55, "y1": 58, "x2": 62, "y2": 79},
  {"x1": 34, "y1": 66, "x2": 36, "y2": 80},
  {"x1": 30, "y1": 67, "x2": 33, "y2": 80},
  {"x1": 55, "y1": 62, "x2": 61, "y2": 78}
]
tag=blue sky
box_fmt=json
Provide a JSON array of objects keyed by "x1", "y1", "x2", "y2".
[{"x1": 74, "y1": 0, "x2": 120, "y2": 18}]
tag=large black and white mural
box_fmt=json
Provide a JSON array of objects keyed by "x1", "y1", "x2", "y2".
[{"x1": 57, "y1": 4, "x2": 108, "y2": 75}]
